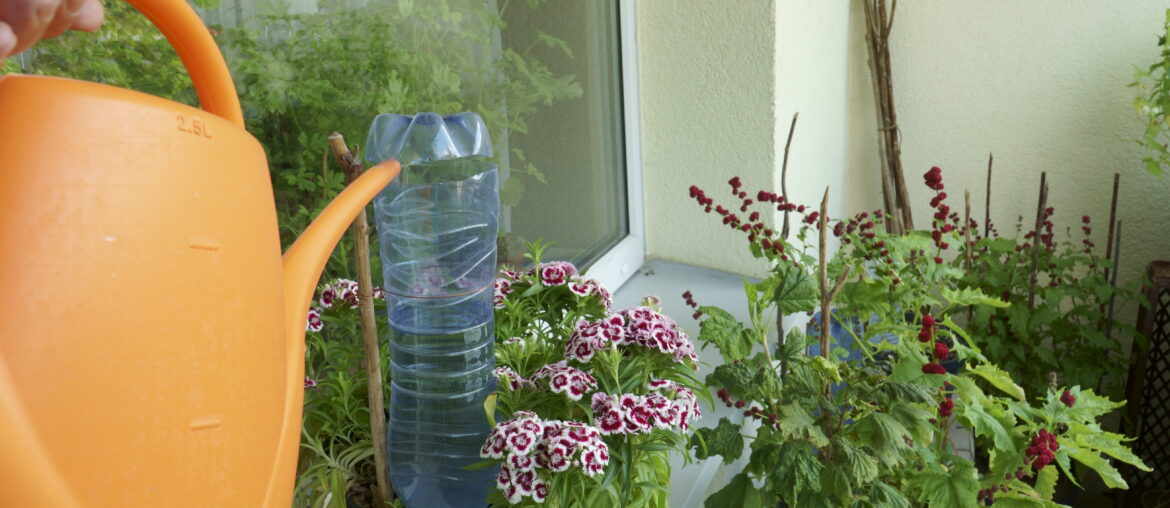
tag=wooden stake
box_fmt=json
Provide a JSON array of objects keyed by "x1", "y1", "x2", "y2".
[
  {"x1": 863, "y1": 0, "x2": 912, "y2": 234},
  {"x1": 818, "y1": 188, "x2": 831, "y2": 358},
  {"x1": 817, "y1": 187, "x2": 851, "y2": 359},
  {"x1": 984, "y1": 153, "x2": 993, "y2": 238},
  {"x1": 1103, "y1": 173, "x2": 1120, "y2": 281},
  {"x1": 1026, "y1": 172, "x2": 1048, "y2": 309},
  {"x1": 328, "y1": 133, "x2": 393, "y2": 505},
  {"x1": 781, "y1": 113, "x2": 799, "y2": 241}
]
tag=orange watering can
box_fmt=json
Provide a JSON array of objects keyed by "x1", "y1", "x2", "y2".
[{"x1": 0, "y1": 0, "x2": 400, "y2": 506}]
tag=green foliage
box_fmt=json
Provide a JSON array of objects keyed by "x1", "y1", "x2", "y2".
[
  {"x1": 690, "y1": 417, "x2": 743, "y2": 464},
  {"x1": 704, "y1": 473, "x2": 764, "y2": 508},
  {"x1": 297, "y1": 280, "x2": 391, "y2": 508},
  {"x1": 683, "y1": 175, "x2": 1149, "y2": 507},
  {"x1": 1132, "y1": 8, "x2": 1170, "y2": 176},
  {"x1": 957, "y1": 210, "x2": 1143, "y2": 401}
]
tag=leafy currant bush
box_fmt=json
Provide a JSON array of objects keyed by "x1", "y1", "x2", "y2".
[
  {"x1": 954, "y1": 206, "x2": 1142, "y2": 401},
  {"x1": 683, "y1": 169, "x2": 1150, "y2": 507},
  {"x1": 481, "y1": 242, "x2": 707, "y2": 507}
]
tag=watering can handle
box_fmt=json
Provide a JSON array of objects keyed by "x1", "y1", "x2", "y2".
[{"x1": 123, "y1": 0, "x2": 245, "y2": 127}]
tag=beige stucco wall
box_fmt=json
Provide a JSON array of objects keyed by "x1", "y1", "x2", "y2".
[
  {"x1": 847, "y1": 1, "x2": 1170, "y2": 291},
  {"x1": 638, "y1": 0, "x2": 778, "y2": 277}
]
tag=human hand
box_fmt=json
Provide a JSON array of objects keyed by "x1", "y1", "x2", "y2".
[{"x1": 1, "y1": 0, "x2": 105, "y2": 67}]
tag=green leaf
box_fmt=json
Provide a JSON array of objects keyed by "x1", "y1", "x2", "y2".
[
  {"x1": 942, "y1": 287, "x2": 1010, "y2": 308},
  {"x1": 811, "y1": 356, "x2": 843, "y2": 383},
  {"x1": 1067, "y1": 446, "x2": 1127, "y2": 489},
  {"x1": 1034, "y1": 465, "x2": 1058, "y2": 500},
  {"x1": 819, "y1": 465, "x2": 852, "y2": 505},
  {"x1": 772, "y1": 441, "x2": 823, "y2": 502},
  {"x1": 869, "y1": 481, "x2": 910, "y2": 508},
  {"x1": 855, "y1": 412, "x2": 912, "y2": 466},
  {"x1": 881, "y1": 381, "x2": 937, "y2": 404},
  {"x1": 778, "y1": 403, "x2": 830, "y2": 447},
  {"x1": 919, "y1": 459, "x2": 979, "y2": 508},
  {"x1": 690, "y1": 418, "x2": 744, "y2": 464},
  {"x1": 968, "y1": 364, "x2": 1026, "y2": 401},
  {"x1": 834, "y1": 435, "x2": 879, "y2": 484},
  {"x1": 697, "y1": 306, "x2": 753, "y2": 363},
  {"x1": 772, "y1": 263, "x2": 819, "y2": 315},
  {"x1": 951, "y1": 377, "x2": 1019, "y2": 455},
  {"x1": 704, "y1": 473, "x2": 763, "y2": 508},
  {"x1": 1071, "y1": 426, "x2": 1151, "y2": 471},
  {"x1": 705, "y1": 361, "x2": 757, "y2": 397}
]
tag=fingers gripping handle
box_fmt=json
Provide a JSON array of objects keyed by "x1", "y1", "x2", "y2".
[{"x1": 123, "y1": 0, "x2": 244, "y2": 127}]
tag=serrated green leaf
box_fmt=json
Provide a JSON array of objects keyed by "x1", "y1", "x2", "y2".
[
  {"x1": 943, "y1": 287, "x2": 1011, "y2": 308},
  {"x1": 819, "y1": 465, "x2": 852, "y2": 505},
  {"x1": 690, "y1": 418, "x2": 744, "y2": 464},
  {"x1": 705, "y1": 473, "x2": 763, "y2": 508},
  {"x1": 706, "y1": 361, "x2": 757, "y2": 398},
  {"x1": 856, "y1": 412, "x2": 912, "y2": 466},
  {"x1": 1067, "y1": 446, "x2": 1128, "y2": 489},
  {"x1": 951, "y1": 377, "x2": 1019, "y2": 455},
  {"x1": 834, "y1": 435, "x2": 879, "y2": 484},
  {"x1": 1034, "y1": 465, "x2": 1058, "y2": 499},
  {"x1": 772, "y1": 263, "x2": 819, "y2": 315},
  {"x1": 890, "y1": 402, "x2": 936, "y2": 444},
  {"x1": 778, "y1": 403, "x2": 830, "y2": 447},
  {"x1": 772, "y1": 441, "x2": 822, "y2": 502},
  {"x1": 811, "y1": 356, "x2": 843, "y2": 383},
  {"x1": 920, "y1": 459, "x2": 979, "y2": 508},
  {"x1": 1071, "y1": 426, "x2": 1151, "y2": 471},
  {"x1": 869, "y1": 481, "x2": 910, "y2": 508},
  {"x1": 968, "y1": 364, "x2": 1026, "y2": 401},
  {"x1": 697, "y1": 306, "x2": 753, "y2": 363},
  {"x1": 882, "y1": 381, "x2": 937, "y2": 404}
]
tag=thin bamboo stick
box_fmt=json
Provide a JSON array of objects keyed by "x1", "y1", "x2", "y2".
[{"x1": 328, "y1": 133, "x2": 393, "y2": 506}]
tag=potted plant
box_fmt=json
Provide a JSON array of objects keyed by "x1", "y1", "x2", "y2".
[
  {"x1": 480, "y1": 242, "x2": 707, "y2": 507},
  {"x1": 683, "y1": 169, "x2": 1150, "y2": 506}
]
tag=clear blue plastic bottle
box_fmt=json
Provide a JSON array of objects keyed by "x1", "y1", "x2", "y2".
[{"x1": 366, "y1": 112, "x2": 499, "y2": 507}]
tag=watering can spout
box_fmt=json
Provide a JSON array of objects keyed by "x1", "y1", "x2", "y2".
[{"x1": 263, "y1": 159, "x2": 400, "y2": 505}]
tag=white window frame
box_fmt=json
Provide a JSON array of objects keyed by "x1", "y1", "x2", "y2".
[{"x1": 583, "y1": 0, "x2": 645, "y2": 291}]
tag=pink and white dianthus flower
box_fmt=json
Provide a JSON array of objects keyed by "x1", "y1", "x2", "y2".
[
  {"x1": 482, "y1": 412, "x2": 608, "y2": 504},
  {"x1": 589, "y1": 380, "x2": 701, "y2": 436},
  {"x1": 530, "y1": 361, "x2": 598, "y2": 401},
  {"x1": 619, "y1": 306, "x2": 699, "y2": 366},
  {"x1": 538, "y1": 261, "x2": 578, "y2": 286},
  {"x1": 305, "y1": 307, "x2": 324, "y2": 333},
  {"x1": 493, "y1": 278, "x2": 514, "y2": 309},
  {"x1": 564, "y1": 315, "x2": 626, "y2": 363},
  {"x1": 494, "y1": 366, "x2": 537, "y2": 391}
]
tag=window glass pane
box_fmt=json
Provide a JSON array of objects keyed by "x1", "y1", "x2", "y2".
[
  {"x1": 498, "y1": 2, "x2": 629, "y2": 269},
  {"x1": 202, "y1": 0, "x2": 629, "y2": 271}
]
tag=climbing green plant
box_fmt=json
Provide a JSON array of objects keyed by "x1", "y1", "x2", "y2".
[{"x1": 1132, "y1": 8, "x2": 1170, "y2": 176}]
